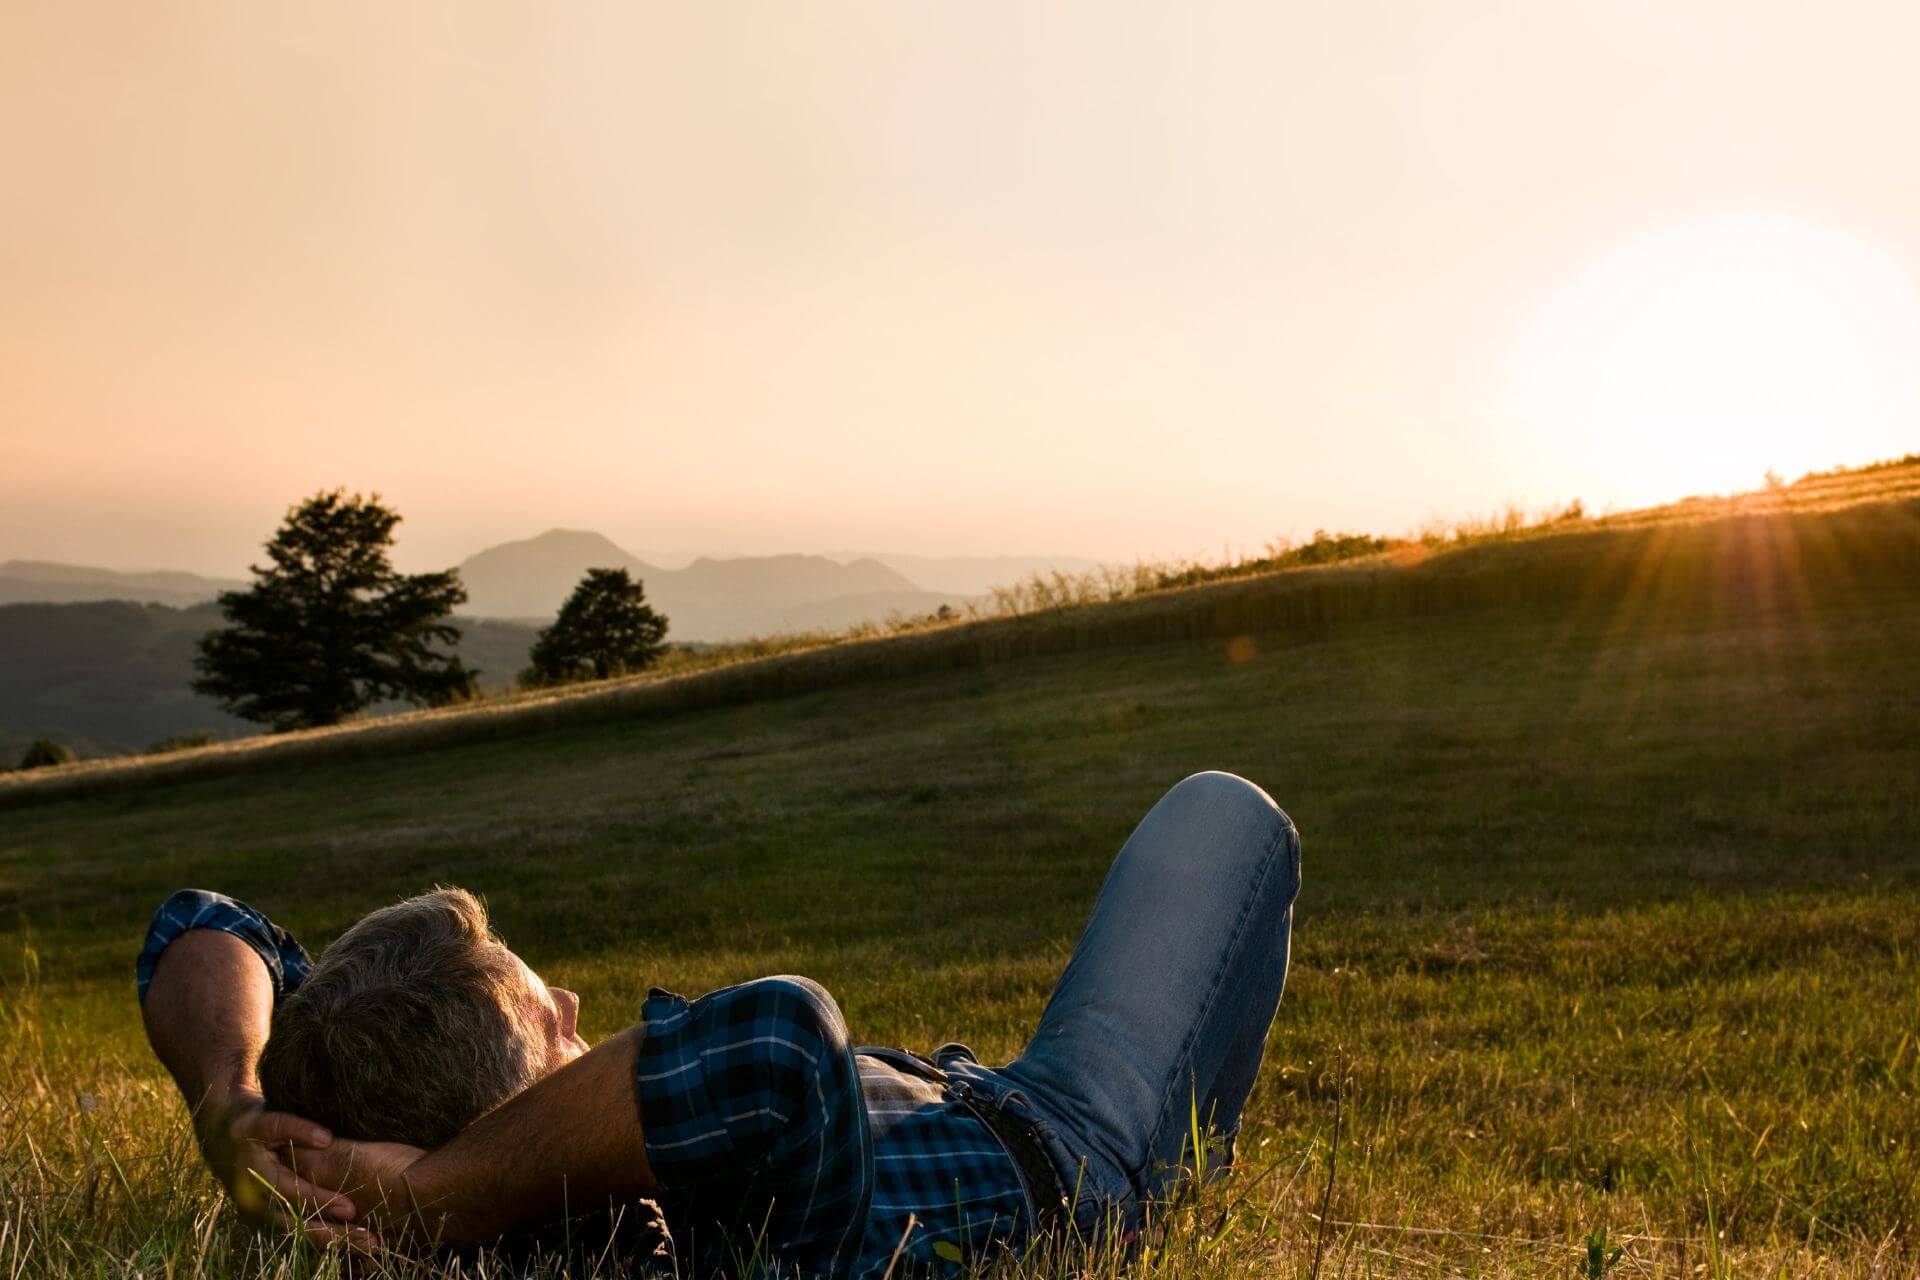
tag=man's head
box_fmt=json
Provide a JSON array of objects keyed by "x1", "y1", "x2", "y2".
[{"x1": 258, "y1": 888, "x2": 588, "y2": 1148}]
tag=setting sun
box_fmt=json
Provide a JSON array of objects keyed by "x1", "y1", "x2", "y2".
[{"x1": 1502, "y1": 213, "x2": 1920, "y2": 507}]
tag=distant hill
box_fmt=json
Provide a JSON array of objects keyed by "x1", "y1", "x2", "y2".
[
  {"x1": 0, "y1": 541, "x2": 1030, "y2": 643},
  {"x1": 819, "y1": 552, "x2": 1106, "y2": 597},
  {"x1": 0, "y1": 534, "x2": 970, "y2": 755},
  {"x1": 0, "y1": 601, "x2": 539, "y2": 760},
  {"x1": 0, "y1": 560, "x2": 248, "y2": 608},
  {"x1": 457, "y1": 531, "x2": 966, "y2": 640},
  {"x1": 456, "y1": 530, "x2": 657, "y2": 618}
]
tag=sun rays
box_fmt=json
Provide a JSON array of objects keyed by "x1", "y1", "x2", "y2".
[{"x1": 1500, "y1": 213, "x2": 1920, "y2": 511}]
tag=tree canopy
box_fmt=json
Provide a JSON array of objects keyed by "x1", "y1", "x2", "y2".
[
  {"x1": 523, "y1": 567, "x2": 670, "y2": 686},
  {"x1": 193, "y1": 490, "x2": 476, "y2": 730}
]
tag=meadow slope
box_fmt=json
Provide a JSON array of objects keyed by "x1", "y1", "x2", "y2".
[
  {"x1": 6, "y1": 477, "x2": 1917, "y2": 810},
  {"x1": 2, "y1": 491, "x2": 1917, "y2": 1278}
]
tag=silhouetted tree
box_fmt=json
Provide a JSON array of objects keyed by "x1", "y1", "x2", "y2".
[
  {"x1": 19, "y1": 739, "x2": 74, "y2": 770},
  {"x1": 523, "y1": 568, "x2": 669, "y2": 686},
  {"x1": 194, "y1": 490, "x2": 476, "y2": 730}
]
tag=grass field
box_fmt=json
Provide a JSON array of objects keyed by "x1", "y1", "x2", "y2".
[{"x1": 3, "y1": 483, "x2": 1917, "y2": 1277}]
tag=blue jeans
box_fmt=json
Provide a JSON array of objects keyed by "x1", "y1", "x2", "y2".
[{"x1": 944, "y1": 771, "x2": 1302, "y2": 1235}]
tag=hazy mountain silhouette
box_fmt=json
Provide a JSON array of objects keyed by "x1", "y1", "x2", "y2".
[
  {"x1": 0, "y1": 560, "x2": 247, "y2": 608},
  {"x1": 456, "y1": 530, "x2": 965, "y2": 641},
  {"x1": 3, "y1": 541, "x2": 1092, "y2": 642},
  {"x1": 457, "y1": 530, "x2": 656, "y2": 617},
  {"x1": 0, "y1": 537, "x2": 1076, "y2": 757},
  {"x1": 1, "y1": 537, "x2": 1094, "y2": 755}
]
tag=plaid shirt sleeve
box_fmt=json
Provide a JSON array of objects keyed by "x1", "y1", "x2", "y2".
[
  {"x1": 135, "y1": 888, "x2": 313, "y2": 1005},
  {"x1": 634, "y1": 976, "x2": 873, "y2": 1280}
]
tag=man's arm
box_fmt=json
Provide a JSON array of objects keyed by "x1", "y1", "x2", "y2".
[
  {"x1": 141, "y1": 927, "x2": 274, "y2": 1123},
  {"x1": 302, "y1": 1026, "x2": 658, "y2": 1249},
  {"x1": 139, "y1": 905, "x2": 357, "y2": 1231}
]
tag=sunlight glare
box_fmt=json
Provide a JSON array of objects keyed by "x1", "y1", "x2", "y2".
[{"x1": 1502, "y1": 213, "x2": 1920, "y2": 506}]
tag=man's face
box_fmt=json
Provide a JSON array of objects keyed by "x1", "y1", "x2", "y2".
[{"x1": 505, "y1": 949, "x2": 589, "y2": 1076}]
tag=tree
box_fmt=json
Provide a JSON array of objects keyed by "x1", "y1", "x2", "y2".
[
  {"x1": 194, "y1": 490, "x2": 476, "y2": 730},
  {"x1": 523, "y1": 568, "x2": 669, "y2": 686}
]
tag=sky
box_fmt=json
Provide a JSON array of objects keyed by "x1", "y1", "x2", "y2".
[{"x1": 4, "y1": 1, "x2": 1918, "y2": 576}]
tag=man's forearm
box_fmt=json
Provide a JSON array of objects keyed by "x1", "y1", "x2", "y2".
[
  {"x1": 398, "y1": 1026, "x2": 659, "y2": 1246},
  {"x1": 140, "y1": 923, "x2": 353, "y2": 1229},
  {"x1": 142, "y1": 928, "x2": 275, "y2": 1121}
]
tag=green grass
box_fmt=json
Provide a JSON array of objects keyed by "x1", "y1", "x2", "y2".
[{"x1": 3, "y1": 496, "x2": 1918, "y2": 1276}]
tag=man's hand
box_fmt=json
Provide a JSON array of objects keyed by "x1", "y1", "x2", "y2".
[
  {"x1": 198, "y1": 1089, "x2": 355, "y2": 1226},
  {"x1": 282, "y1": 1136, "x2": 429, "y2": 1253}
]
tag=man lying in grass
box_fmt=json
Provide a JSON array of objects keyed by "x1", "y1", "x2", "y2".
[{"x1": 137, "y1": 771, "x2": 1303, "y2": 1277}]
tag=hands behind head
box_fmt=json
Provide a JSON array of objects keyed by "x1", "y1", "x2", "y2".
[
  {"x1": 198, "y1": 1088, "x2": 430, "y2": 1256},
  {"x1": 276, "y1": 1132, "x2": 429, "y2": 1257},
  {"x1": 196, "y1": 1089, "x2": 385, "y2": 1253}
]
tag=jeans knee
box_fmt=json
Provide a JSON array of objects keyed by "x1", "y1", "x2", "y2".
[
  {"x1": 1162, "y1": 773, "x2": 1301, "y2": 891},
  {"x1": 1169, "y1": 771, "x2": 1291, "y2": 831}
]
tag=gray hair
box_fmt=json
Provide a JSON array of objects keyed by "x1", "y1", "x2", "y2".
[{"x1": 258, "y1": 888, "x2": 542, "y2": 1148}]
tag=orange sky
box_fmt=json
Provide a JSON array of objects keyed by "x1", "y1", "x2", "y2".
[{"x1": 4, "y1": 2, "x2": 1918, "y2": 575}]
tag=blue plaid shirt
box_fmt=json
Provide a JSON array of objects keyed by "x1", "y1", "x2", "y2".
[
  {"x1": 136, "y1": 889, "x2": 313, "y2": 1003},
  {"x1": 138, "y1": 891, "x2": 1031, "y2": 1279}
]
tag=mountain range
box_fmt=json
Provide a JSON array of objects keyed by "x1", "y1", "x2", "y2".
[
  {"x1": 1, "y1": 536, "x2": 1094, "y2": 644},
  {"x1": 453, "y1": 531, "x2": 965, "y2": 640},
  {"x1": 0, "y1": 537, "x2": 1095, "y2": 759},
  {"x1": 0, "y1": 561, "x2": 249, "y2": 609}
]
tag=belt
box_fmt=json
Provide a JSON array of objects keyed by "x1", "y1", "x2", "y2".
[{"x1": 957, "y1": 1092, "x2": 1072, "y2": 1239}]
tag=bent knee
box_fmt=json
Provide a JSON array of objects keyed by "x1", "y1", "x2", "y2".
[
  {"x1": 1167, "y1": 771, "x2": 1293, "y2": 831},
  {"x1": 1159, "y1": 773, "x2": 1302, "y2": 886}
]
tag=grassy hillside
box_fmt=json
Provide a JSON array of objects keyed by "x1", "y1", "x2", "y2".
[
  {"x1": 2, "y1": 474, "x2": 1917, "y2": 1277},
  {"x1": 8, "y1": 474, "x2": 1916, "y2": 808},
  {"x1": 7, "y1": 457, "x2": 1913, "y2": 780}
]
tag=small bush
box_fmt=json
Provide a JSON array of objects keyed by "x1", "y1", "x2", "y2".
[
  {"x1": 145, "y1": 730, "x2": 218, "y2": 755},
  {"x1": 19, "y1": 739, "x2": 75, "y2": 770}
]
